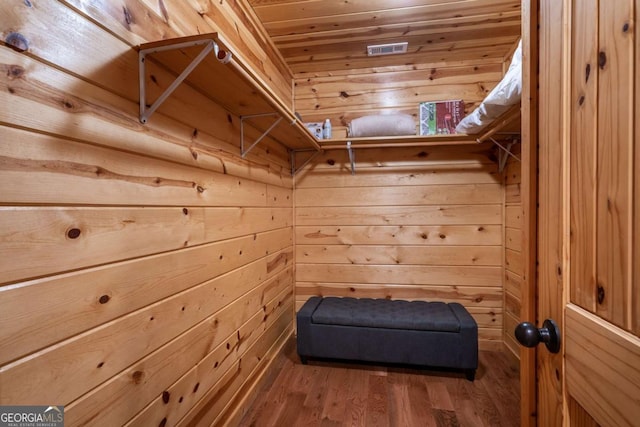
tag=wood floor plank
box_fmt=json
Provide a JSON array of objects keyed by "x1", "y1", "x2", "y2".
[
  {"x1": 365, "y1": 374, "x2": 389, "y2": 427},
  {"x1": 237, "y1": 338, "x2": 520, "y2": 427},
  {"x1": 274, "y1": 393, "x2": 306, "y2": 426},
  {"x1": 476, "y1": 351, "x2": 520, "y2": 425},
  {"x1": 300, "y1": 366, "x2": 331, "y2": 424},
  {"x1": 426, "y1": 379, "x2": 456, "y2": 411},
  {"x1": 458, "y1": 399, "x2": 488, "y2": 427},
  {"x1": 320, "y1": 366, "x2": 350, "y2": 424},
  {"x1": 405, "y1": 372, "x2": 439, "y2": 426},
  {"x1": 342, "y1": 367, "x2": 369, "y2": 427},
  {"x1": 240, "y1": 340, "x2": 298, "y2": 426},
  {"x1": 462, "y1": 378, "x2": 503, "y2": 426},
  {"x1": 434, "y1": 409, "x2": 461, "y2": 426}
]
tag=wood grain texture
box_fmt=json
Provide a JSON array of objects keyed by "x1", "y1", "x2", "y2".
[
  {"x1": 297, "y1": 244, "x2": 502, "y2": 266},
  {"x1": 504, "y1": 291, "x2": 520, "y2": 319},
  {"x1": 0, "y1": 206, "x2": 291, "y2": 285},
  {"x1": 238, "y1": 337, "x2": 520, "y2": 426},
  {"x1": 594, "y1": 0, "x2": 634, "y2": 329},
  {"x1": 296, "y1": 208, "x2": 502, "y2": 227},
  {"x1": 179, "y1": 314, "x2": 293, "y2": 426},
  {"x1": 294, "y1": 144, "x2": 504, "y2": 349},
  {"x1": 62, "y1": 0, "x2": 293, "y2": 103},
  {"x1": 296, "y1": 184, "x2": 502, "y2": 207},
  {"x1": 568, "y1": 397, "x2": 601, "y2": 427},
  {"x1": 297, "y1": 264, "x2": 501, "y2": 287},
  {"x1": 569, "y1": 0, "x2": 598, "y2": 312},
  {"x1": 0, "y1": 1, "x2": 297, "y2": 425},
  {"x1": 4, "y1": 0, "x2": 294, "y2": 166},
  {"x1": 295, "y1": 144, "x2": 497, "y2": 170},
  {"x1": 504, "y1": 182, "x2": 521, "y2": 204},
  {"x1": 0, "y1": 228, "x2": 291, "y2": 366},
  {"x1": 295, "y1": 64, "x2": 502, "y2": 96},
  {"x1": 249, "y1": 0, "x2": 521, "y2": 77},
  {"x1": 504, "y1": 206, "x2": 522, "y2": 229},
  {"x1": 561, "y1": 3, "x2": 640, "y2": 426},
  {"x1": 518, "y1": 2, "x2": 538, "y2": 425},
  {"x1": 504, "y1": 249, "x2": 522, "y2": 276},
  {"x1": 294, "y1": 64, "x2": 502, "y2": 129},
  {"x1": 0, "y1": 249, "x2": 291, "y2": 405},
  {"x1": 0, "y1": 47, "x2": 292, "y2": 182},
  {"x1": 565, "y1": 305, "x2": 640, "y2": 427},
  {"x1": 296, "y1": 225, "x2": 502, "y2": 245},
  {"x1": 257, "y1": 0, "x2": 520, "y2": 139},
  {"x1": 536, "y1": 2, "x2": 565, "y2": 425},
  {"x1": 296, "y1": 283, "x2": 502, "y2": 307},
  {"x1": 505, "y1": 227, "x2": 522, "y2": 251},
  {"x1": 126, "y1": 285, "x2": 294, "y2": 427},
  {"x1": 136, "y1": 34, "x2": 318, "y2": 151},
  {"x1": 502, "y1": 155, "x2": 522, "y2": 360},
  {"x1": 295, "y1": 163, "x2": 501, "y2": 188},
  {"x1": 0, "y1": 126, "x2": 275, "y2": 207},
  {"x1": 0, "y1": 2, "x2": 531, "y2": 425},
  {"x1": 504, "y1": 270, "x2": 522, "y2": 300},
  {"x1": 635, "y1": 0, "x2": 640, "y2": 336},
  {"x1": 65, "y1": 268, "x2": 293, "y2": 426}
]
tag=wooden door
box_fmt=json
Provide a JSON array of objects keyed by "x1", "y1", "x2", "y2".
[{"x1": 536, "y1": 0, "x2": 640, "y2": 425}]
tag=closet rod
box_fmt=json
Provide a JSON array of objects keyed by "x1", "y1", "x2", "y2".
[{"x1": 320, "y1": 140, "x2": 478, "y2": 150}]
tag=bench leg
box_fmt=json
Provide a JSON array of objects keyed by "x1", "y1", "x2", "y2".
[
  {"x1": 300, "y1": 355, "x2": 308, "y2": 365},
  {"x1": 465, "y1": 369, "x2": 476, "y2": 381}
]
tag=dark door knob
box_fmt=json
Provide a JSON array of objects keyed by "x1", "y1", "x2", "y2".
[{"x1": 514, "y1": 318, "x2": 561, "y2": 353}]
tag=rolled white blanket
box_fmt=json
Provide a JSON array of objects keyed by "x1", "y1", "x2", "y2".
[
  {"x1": 455, "y1": 40, "x2": 522, "y2": 135},
  {"x1": 348, "y1": 114, "x2": 416, "y2": 137}
]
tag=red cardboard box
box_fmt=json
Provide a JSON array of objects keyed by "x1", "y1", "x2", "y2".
[{"x1": 419, "y1": 100, "x2": 466, "y2": 135}]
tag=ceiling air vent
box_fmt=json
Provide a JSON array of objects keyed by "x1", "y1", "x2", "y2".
[{"x1": 367, "y1": 42, "x2": 408, "y2": 56}]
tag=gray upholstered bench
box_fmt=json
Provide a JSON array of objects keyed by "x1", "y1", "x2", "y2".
[{"x1": 296, "y1": 296, "x2": 478, "y2": 380}]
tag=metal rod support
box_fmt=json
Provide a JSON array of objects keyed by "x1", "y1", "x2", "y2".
[
  {"x1": 138, "y1": 53, "x2": 147, "y2": 122},
  {"x1": 291, "y1": 149, "x2": 323, "y2": 176},
  {"x1": 139, "y1": 41, "x2": 216, "y2": 123},
  {"x1": 240, "y1": 114, "x2": 283, "y2": 158},
  {"x1": 490, "y1": 137, "x2": 521, "y2": 162},
  {"x1": 241, "y1": 112, "x2": 282, "y2": 120},
  {"x1": 140, "y1": 39, "x2": 212, "y2": 55},
  {"x1": 137, "y1": 35, "x2": 323, "y2": 157},
  {"x1": 347, "y1": 141, "x2": 355, "y2": 175}
]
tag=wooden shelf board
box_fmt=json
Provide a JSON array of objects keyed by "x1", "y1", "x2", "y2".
[
  {"x1": 137, "y1": 33, "x2": 319, "y2": 151},
  {"x1": 319, "y1": 134, "x2": 479, "y2": 149},
  {"x1": 136, "y1": 34, "x2": 521, "y2": 156}
]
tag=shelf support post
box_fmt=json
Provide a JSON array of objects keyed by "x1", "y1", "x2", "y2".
[
  {"x1": 489, "y1": 138, "x2": 520, "y2": 173},
  {"x1": 138, "y1": 40, "x2": 216, "y2": 124},
  {"x1": 347, "y1": 141, "x2": 356, "y2": 175}
]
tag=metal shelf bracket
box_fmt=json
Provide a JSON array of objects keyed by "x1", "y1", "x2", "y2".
[
  {"x1": 240, "y1": 113, "x2": 284, "y2": 158},
  {"x1": 290, "y1": 148, "x2": 323, "y2": 176},
  {"x1": 347, "y1": 141, "x2": 356, "y2": 175},
  {"x1": 139, "y1": 39, "x2": 224, "y2": 124},
  {"x1": 486, "y1": 137, "x2": 521, "y2": 173}
]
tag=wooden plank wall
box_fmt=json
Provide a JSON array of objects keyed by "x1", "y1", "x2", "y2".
[
  {"x1": 503, "y1": 146, "x2": 523, "y2": 358},
  {"x1": 293, "y1": 44, "x2": 521, "y2": 352},
  {"x1": 294, "y1": 61, "x2": 504, "y2": 138},
  {"x1": 0, "y1": 1, "x2": 296, "y2": 426},
  {"x1": 294, "y1": 144, "x2": 505, "y2": 351}
]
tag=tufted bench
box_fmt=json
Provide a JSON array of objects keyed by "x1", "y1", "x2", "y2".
[{"x1": 296, "y1": 296, "x2": 478, "y2": 380}]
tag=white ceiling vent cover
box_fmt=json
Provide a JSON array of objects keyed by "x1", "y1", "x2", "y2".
[{"x1": 367, "y1": 42, "x2": 408, "y2": 56}]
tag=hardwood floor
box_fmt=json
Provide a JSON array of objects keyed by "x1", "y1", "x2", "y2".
[{"x1": 238, "y1": 338, "x2": 520, "y2": 427}]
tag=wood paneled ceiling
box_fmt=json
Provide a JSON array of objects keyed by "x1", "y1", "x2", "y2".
[{"x1": 248, "y1": 0, "x2": 522, "y2": 77}]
